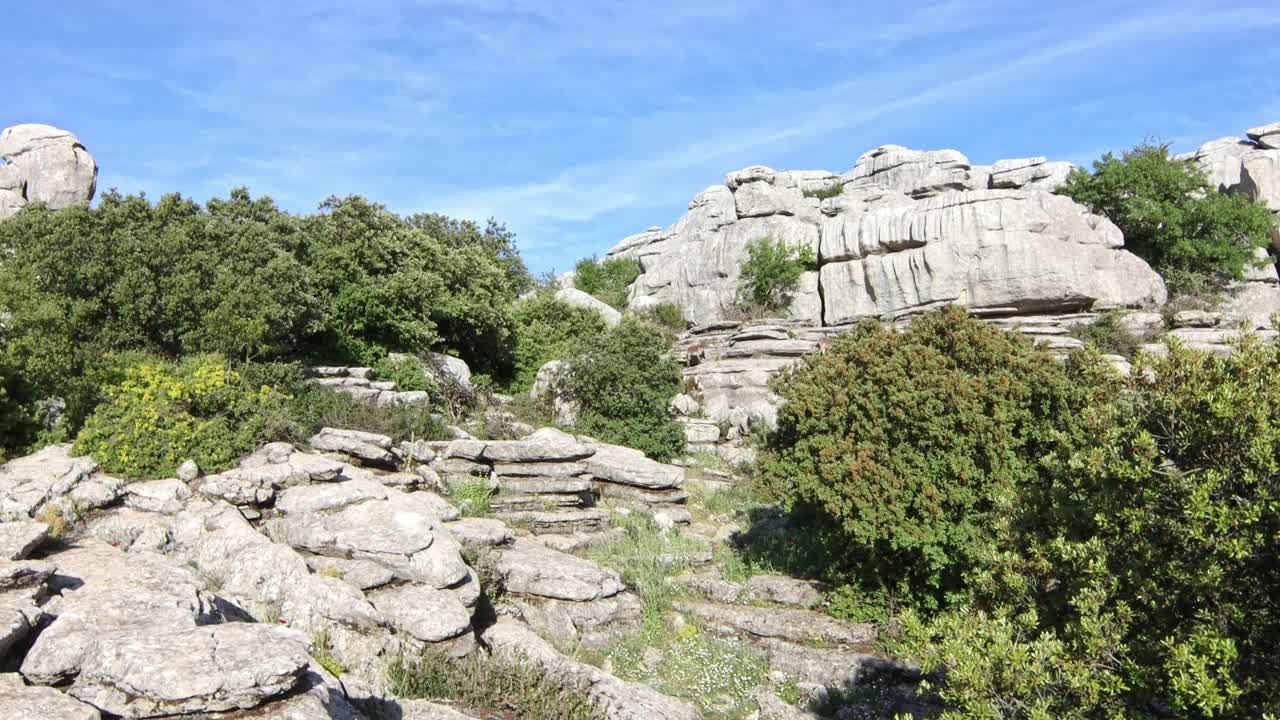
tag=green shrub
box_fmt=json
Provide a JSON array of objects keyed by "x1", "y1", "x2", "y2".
[
  {"x1": 1060, "y1": 143, "x2": 1275, "y2": 284},
  {"x1": 385, "y1": 649, "x2": 600, "y2": 720},
  {"x1": 370, "y1": 353, "x2": 436, "y2": 393},
  {"x1": 1067, "y1": 310, "x2": 1141, "y2": 356},
  {"x1": 562, "y1": 317, "x2": 684, "y2": 461},
  {"x1": 0, "y1": 189, "x2": 530, "y2": 432},
  {"x1": 507, "y1": 293, "x2": 607, "y2": 393},
  {"x1": 894, "y1": 336, "x2": 1280, "y2": 718},
  {"x1": 635, "y1": 302, "x2": 687, "y2": 332},
  {"x1": 737, "y1": 237, "x2": 816, "y2": 313},
  {"x1": 72, "y1": 355, "x2": 288, "y2": 478},
  {"x1": 802, "y1": 182, "x2": 844, "y2": 200},
  {"x1": 573, "y1": 256, "x2": 642, "y2": 309},
  {"x1": 756, "y1": 306, "x2": 1101, "y2": 610}
]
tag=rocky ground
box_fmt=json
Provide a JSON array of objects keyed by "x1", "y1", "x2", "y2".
[{"x1": 0, "y1": 390, "x2": 920, "y2": 719}]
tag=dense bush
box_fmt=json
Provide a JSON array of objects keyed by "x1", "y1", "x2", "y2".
[
  {"x1": 72, "y1": 355, "x2": 289, "y2": 478},
  {"x1": 573, "y1": 256, "x2": 642, "y2": 309},
  {"x1": 756, "y1": 307, "x2": 1101, "y2": 610},
  {"x1": 507, "y1": 293, "x2": 607, "y2": 393},
  {"x1": 635, "y1": 302, "x2": 687, "y2": 332},
  {"x1": 562, "y1": 317, "x2": 684, "y2": 461},
  {"x1": 767, "y1": 308, "x2": 1280, "y2": 717},
  {"x1": 1060, "y1": 143, "x2": 1275, "y2": 284},
  {"x1": 1067, "y1": 310, "x2": 1142, "y2": 356},
  {"x1": 0, "y1": 189, "x2": 529, "y2": 443},
  {"x1": 370, "y1": 354, "x2": 436, "y2": 393},
  {"x1": 736, "y1": 236, "x2": 816, "y2": 313}
]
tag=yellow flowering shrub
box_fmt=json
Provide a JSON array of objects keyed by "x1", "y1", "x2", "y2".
[{"x1": 73, "y1": 354, "x2": 287, "y2": 478}]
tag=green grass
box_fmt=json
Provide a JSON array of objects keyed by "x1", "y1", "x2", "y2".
[
  {"x1": 311, "y1": 628, "x2": 347, "y2": 677},
  {"x1": 445, "y1": 476, "x2": 493, "y2": 517},
  {"x1": 384, "y1": 649, "x2": 600, "y2": 720}
]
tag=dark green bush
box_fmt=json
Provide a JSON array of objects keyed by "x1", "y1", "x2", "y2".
[
  {"x1": 573, "y1": 256, "x2": 642, "y2": 309},
  {"x1": 636, "y1": 302, "x2": 687, "y2": 332},
  {"x1": 562, "y1": 317, "x2": 684, "y2": 461},
  {"x1": 72, "y1": 354, "x2": 289, "y2": 478},
  {"x1": 737, "y1": 236, "x2": 816, "y2": 313},
  {"x1": 756, "y1": 306, "x2": 1100, "y2": 610},
  {"x1": 1067, "y1": 310, "x2": 1142, "y2": 356},
  {"x1": 507, "y1": 293, "x2": 607, "y2": 393},
  {"x1": 802, "y1": 182, "x2": 844, "y2": 200},
  {"x1": 896, "y1": 337, "x2": 1280, "y2": 718},
  {"x1": 1060, "y1": 143, "x2": 1275, "y2": 284},
  {"x1": 371, "y1": 354, "x2": 436, "y2": 393},
  {"x1": 0, "y1": 189, "x2": 529, "y2": 442}
]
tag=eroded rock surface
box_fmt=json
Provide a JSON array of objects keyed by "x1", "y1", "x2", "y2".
[{"x1": 0, "y1": 124, "x2": 97, "y2": 218}]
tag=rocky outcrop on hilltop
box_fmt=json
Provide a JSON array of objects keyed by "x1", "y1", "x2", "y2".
[
  {"x1": 609, "y1": 144, "x2": 1167, "y2": 326},
  {"x1": 0, "y1": 124, "x2": 97, "y2": 218}
]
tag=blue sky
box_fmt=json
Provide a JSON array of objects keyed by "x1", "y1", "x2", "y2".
[{"x1": 4, "y1": 1, "x2": 1278, "y2": 274}]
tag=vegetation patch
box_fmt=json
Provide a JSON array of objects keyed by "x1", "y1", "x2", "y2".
[
  {"x1": 574, "y1": 256, "x2": 643, "y2": 310},
  {"x1": 507, "y1": 292, "x2": 607, "y2": 393},
  {"x1": 384, "y1": 649, "x2": 600, "y2": 720},
  {"x1": 736, "y1": 237, "x2": 816, "y2": 315},
  {"x1": 801, "y1": 182, "x2": 845, "y2": 200},
  {"x1": 1060, "y1": 143, "x2": 1275, "y2": 287},
  {"x1": 562, "y1": 317, "x2": 685, "y2": 461},
  {"x1": 1066, "y1": 310, "x2": 1142, "y2": 356}
]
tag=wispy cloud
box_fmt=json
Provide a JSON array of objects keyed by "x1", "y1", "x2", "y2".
[{"x1": 5, "y1": 0, "x2": 1277, "y2": 271}]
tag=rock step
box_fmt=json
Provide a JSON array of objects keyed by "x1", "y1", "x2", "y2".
[
  {"x1": 496, "y1": 508, "x2": 611, "y2": 535},
  {"x1": 674, "y1": 599, "x2": 875, "y2": 648}
]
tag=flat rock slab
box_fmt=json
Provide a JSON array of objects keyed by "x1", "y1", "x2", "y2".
[
  {"x1": 744, "y1": 575, "x2": 828, "y2": 608},
  {"x1": 0, "y1": 521, "x2": 49, "y2": 560},
  {"x1": 199, "y1": 444, "x2": 343, "y2": 506},
  {"x1": 0, "y1": 673, "x2": 101, "y2": 720},
  {"x1": 0, "y1": 445, "x2": 101, "y2": 520},
  {"x1": 0, "y1": 559, "x2": 55, "y2": 591},
  {"x1": 68, "y1": 623, "x2": 309, "y2": 718},
  {"x1": 123, "y1": 478, "x2": 191, "y2": 515},
  {"x1": 675, "y1": 600, "x2": 875, "y2": 647},
  {"x1": 368, "y1": 584, "x2": 473, "y2": 643},
  {"x1": 585, "y1": 444, "x2": 684, "y2": 489},
  {"x1": 310, "y1": 428, "x2": 398, "y2": 466},
  {"x1": 497, "y1": 538, "x2": 622, "y2": 601},
  {"x1": 478, "y1": 427, "x2": 594, "y2": 463},
  {"x1": 442, "y1": 517, "x2": 514, "y2": 549},
  {"x1": 497, "y1": 508, "x2": 610, "y2": 535}
]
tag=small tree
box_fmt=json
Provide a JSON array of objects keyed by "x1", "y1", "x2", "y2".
[
  {"x1": 1059, "y1": 143, "x2": 1275, "y2": 285},
  {"x1": 562, "y1": 317, "x2": 684, "y2": 461},
  {"x1": 737, "y1": 237, "x2": 816, "y2": 313},
  {"x1": 573, "y1": 256, "x2": 642, "y2": 310}
]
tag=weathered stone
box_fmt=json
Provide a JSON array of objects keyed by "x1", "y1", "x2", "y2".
[
  {"x1": 1171, "y1": 310, "x2": 1221, "y2": 328},
  {"x1": 274, "y1": 478, "x2": 389, "y2": 515},
  {"x1": 1248, "y1": 121, "x2": 1280, "y2": 150},
  {"x1": 305, "y1": 555, "x2": 395, "y2": 590},
  {"x1": 988, "y1": 157, "x2": 1073, "y2": 191},
  {"x1": 123, "y1": 478, "x2": 191, "y2": 515},
  {"x1": 0, "y1": 521, "x2": 49, "y2": 560},
  {"x1": 585, "y1": 443, "x2": 684, "y2": 489},
  {"x1": 425, "y1": 352, "x2": 474, "y2": 389},
  {"x1": 497, "y1": 508, "x2": 611, "y2": 534},
  {"x1": 847, "y1": 146, "x2": 973, "y2": 198},
  {"x1": 670, "y1": 393, "x2": 701, "y2": 416},
  {"x1": 744, "y1": 575, "x2": 827, "y2": 608},
  {"x1": 675, "y1": 600, "x2": 875, "y2": 647},
  {"x1": 0, "y1": 674, "x2": 102, "y2": 720},
  {"x1": 0, "y1": 559, "x2": 55, "y2": 591},
  {"x1": 680, "y1": 418, "x2": 721, "y2": 445},
  {"x1": 497, "y1": 537, "x2": 622, "y2": 601},
  {"x1": 309, "y1": 428, "x2": 397, "y2": 467},
  {"x1": 555, "y1": 287, "x2": 622, "y2": 327},
  {"x1": 443, "y1": 517, "x2": 514, "y2": 549},
  {"x1": 198, "y1": 445, "x2": 344, "y2": 506},
  {"x1": 368, "y1": 584, "x2": 473, "y2": 643},
  {"x1": 67, "y1": 623, "x2": 309, "y2": 717},
  {"x1": 0, "y1": 124, "x2": 97, "y2": 218},
  {"x1": 479, "y1": 427, "x2": 594, "y2": 463},
  {"x1": 0, "y1": 445, "x2": 102, "y2": 520},
  {"x1": 175, "y1": 459, "x2": 200, "y2": 483},
  {"x1": 511, "y1": 592, "x2": 642, "y2": 647},
  {"x1": 670, "y1": 571, "x2": 744, "y2": 603}
]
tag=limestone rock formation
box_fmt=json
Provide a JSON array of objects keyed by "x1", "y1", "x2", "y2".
[
  {"x1": 0, "y1": 124, "x2": 97, "y2": 218},
  {"x1": 609, "y1": 143, "x2": 1164, "y2": 326}
]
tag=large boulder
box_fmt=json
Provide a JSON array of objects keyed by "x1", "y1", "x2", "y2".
[
  {"x1": 611, "y1": 145, "x2": 1165, "y2": 326},
  {"x1": 0, "y1": 124, "x2": 97, "y2": 218},
  {"x1": 554, "y1": 287, "x2": 622, "y2": 327}
]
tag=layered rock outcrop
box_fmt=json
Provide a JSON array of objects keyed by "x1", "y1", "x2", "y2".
[
  {"x1": 610, "y1": 144, "x2": 1167, "y2": 326},
  {"x1": 0, "y1": 124, "x2": 97, "y2": 218}
]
